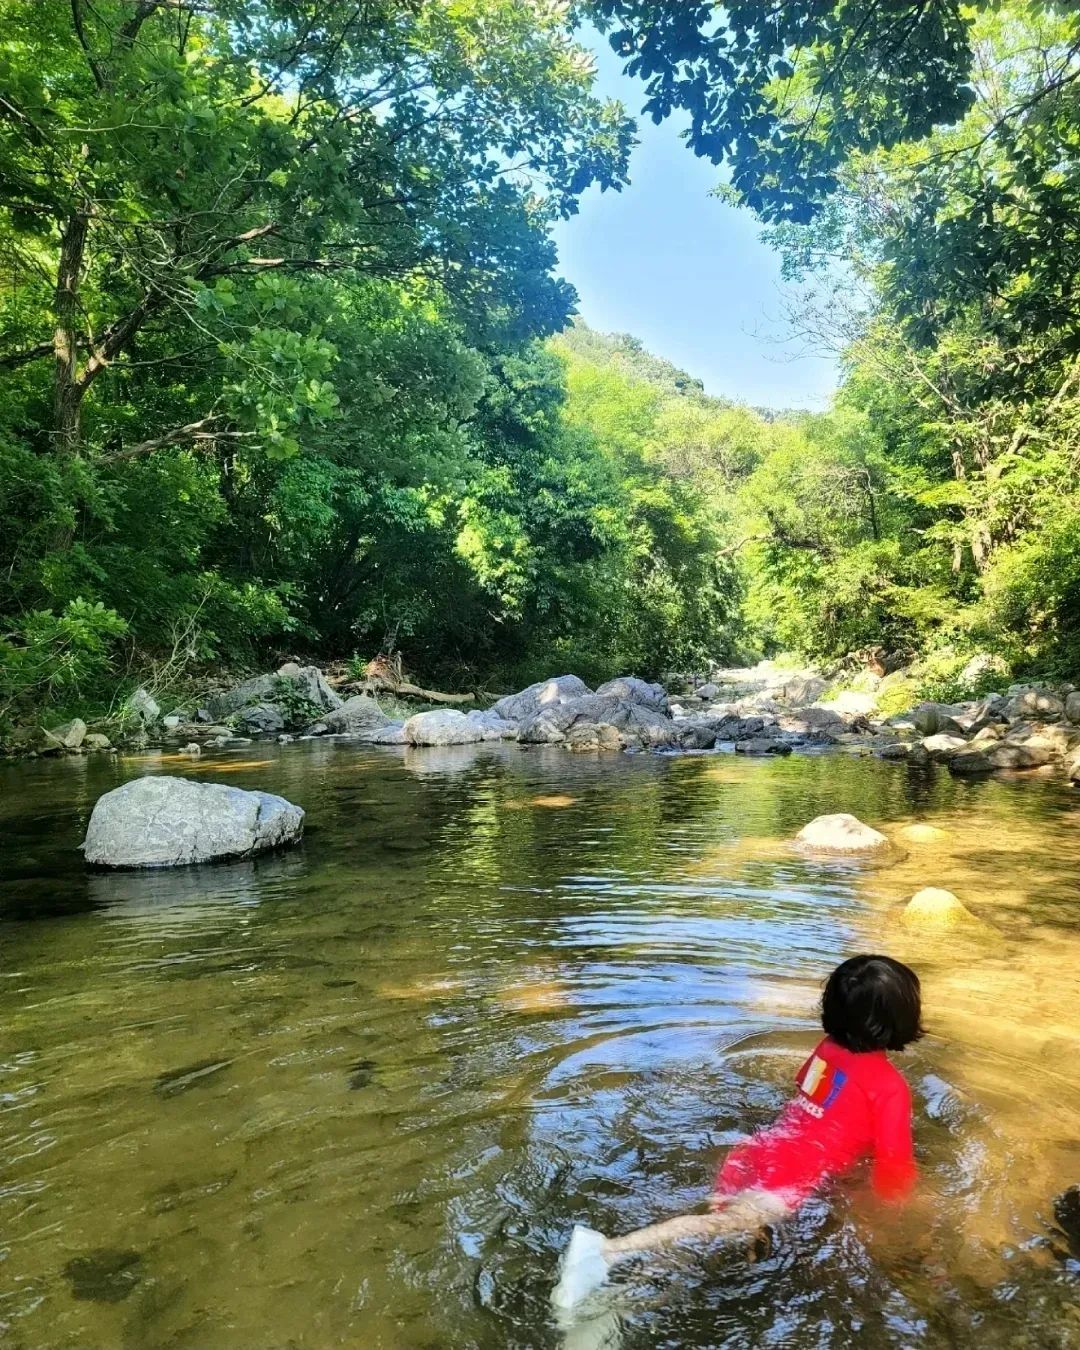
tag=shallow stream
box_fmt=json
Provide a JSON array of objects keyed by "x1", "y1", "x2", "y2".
[{"x1": 1, "y1": 742, "x2": 1078, "y2": 1348}]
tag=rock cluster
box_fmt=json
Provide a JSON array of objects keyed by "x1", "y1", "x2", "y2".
[{"x1": 885, "y1": 688, "x2": 1080, "y2": 781}]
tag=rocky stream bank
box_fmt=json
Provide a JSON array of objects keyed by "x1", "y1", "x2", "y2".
[{"x1": 21, "y1": 657, "x2": 1080, "y2": 789}]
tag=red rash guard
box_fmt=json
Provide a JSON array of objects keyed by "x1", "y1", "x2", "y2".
[{"x1": 715, "y1": 1037, "x2": 916, "y2": 1205}]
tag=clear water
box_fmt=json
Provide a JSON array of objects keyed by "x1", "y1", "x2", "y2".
[{"x1": 1, "y1": 742, "x2": 1078, "y2": 1349}]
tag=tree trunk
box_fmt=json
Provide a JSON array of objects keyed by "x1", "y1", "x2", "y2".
[{"x1": 52, "y1": 209, "x2": 89, "y2": 457}]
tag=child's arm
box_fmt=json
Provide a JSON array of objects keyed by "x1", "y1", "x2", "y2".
[{"x1": 870, "y1": 1077, "x2": 916, "y2": 1202}]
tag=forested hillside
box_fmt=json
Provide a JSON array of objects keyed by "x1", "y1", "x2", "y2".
[{"x1": 2, "y1": 0, "x2": 1079, "y2": 734}]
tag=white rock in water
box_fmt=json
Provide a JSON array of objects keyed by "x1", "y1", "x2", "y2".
[
  {"x1": 795, "y1": 813, "x2": 890, "y2": 852},
  {"x1": 404, "y1": 709, "x2": 484, "y2": 745},
  {"x1": 82, "y1": 775, "x2": 303, "y2": 868}
]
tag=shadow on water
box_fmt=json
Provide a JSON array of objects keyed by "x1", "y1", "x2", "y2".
[{"x1": 0, "y1": 742, "x2": 1078, "y2": 1348}]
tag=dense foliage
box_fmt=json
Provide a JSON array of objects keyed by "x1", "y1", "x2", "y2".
[
  {"x1": 575, "y1": 1, "x2": 1080, "y2": 685},
  {"x1": 0, "y1": 0, "x2": 742, "y2": 719},
  {"x1": 4, "y1": 0, "x2": 1080, "y2": 728}
]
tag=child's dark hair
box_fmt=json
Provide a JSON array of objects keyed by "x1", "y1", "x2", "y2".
[{"x1": 821, "y1": 954, "x2": 924, "y2": 1052}]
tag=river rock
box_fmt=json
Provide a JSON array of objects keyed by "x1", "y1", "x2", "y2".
[
  {"x1": 84, "y1": 732, "x2": 112, "y2": 751},
  {"x1": 958, "y1": 652, "x2": 1010, "y2": 686},
  {"x1": 1003, "y1": 689, "x2": 1064, "y2": 723},
  {"x1": 1065, "y1": 692, "x2": 1080, "y2": 725},
  {"x1": 778, "y1": 675, "x2": 827, "y2": 707},
  {"x1": 518, "y1": 693, "x2": 679, "y2": 750},
  {"x1": 736, "y1": 738, "x2": 792, "y2": 756},
  {"x1": 948, "y1": 746, "x2": 993, "y2": 775},
  {"x1": 1004, "y1": 722, "x2": 1071, "y2": 759},
  {"x1": 490, "y1": 674, "x2": 592, "y2": 724},
  {"x1": 465, "y1": 709, "x2": 518, "y2": 740},
  {"x1": 675, "y1": 717, "x2": 727, "y2": 750},
  {"x1": 594, "y1": 676, "x2": 669, "y2": 712},
  {"x1": 237, "y1": 702, "x2": 286, "y2": 734},
  {"x1": 921, "y1": 733, "x2": 969, "y2": 762},
  {"x1": 955, "y1": 693, "x2": 1009, "y2": 733},
  {"x1": 909, "y1": 702, "x2": 965, "y2": 737},
  {"x1": 565, "y1": 721, "x2": 623, "y2": 752},
  {"x1": 878, "y1": 741, "x2": 916, "y2": 761},
  {"x1": 951, "y1": 738, "x2": 1054, "y2": 774},
  {"x1": 354, "y1": 722, "x2": 406, "y2": 745},
  {"x1": 826, "y1": 691, "x2": 878, "y2": 719},
  {"x1": 1064, "y1": 746, "x2": 1080, "y2": 782},
  {"x1": 209, "y1": 665, "x2": 342, "y2": 721},
  {"x1": 44, "y1": 718, "x2": 87, "y2": 750},
  {"x1": 208, "y1": 673, "x2": 277, "y2": 718},
  {"x1": 694, "y1": 682, "x2": 719, "y2": 700},
  {"x1": 795, "y1": 813, "x2": 890, "y2": 853},
  {"x1": 1054, "y1": 1184, "x2": 1080, "y2": 1257},
  {"x1": 279, "y1": 663, "x2": 342, "y2": 712},
  {"x1": 404, "y1": 709, "x2": 484, "y2": 746},
  {"x1": 129, "y1": 687, "x2": 160, "y2": 724},
  {"x1": 308, "y1": 695, "x2": 391, "y2": 736},
  {"x1": 900, "y1": 887, "x2": 986, "y2": 931},
  {"x1": 711, "y1": 713, "x2": 766, "y2": 740},
  {"x1": 82, "y1": 776, "x2": 304, "y2": 868},
  {"x1": 897, "y1": 823, "x2": 948, "y2": 844}
]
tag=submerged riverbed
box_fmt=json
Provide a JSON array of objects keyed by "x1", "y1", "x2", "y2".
[{"x1": 1, "y1": 742, "x2": 1078, "y2": 1349}]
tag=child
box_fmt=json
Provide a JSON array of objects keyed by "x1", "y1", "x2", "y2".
[{"x1": 552, "y1": 954, "x2": 923, "y2": 1310}]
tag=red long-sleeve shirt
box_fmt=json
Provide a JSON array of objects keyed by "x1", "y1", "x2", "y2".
[{"x1": 715, "y1": 1037, "x2": 916, "y2": 1205}]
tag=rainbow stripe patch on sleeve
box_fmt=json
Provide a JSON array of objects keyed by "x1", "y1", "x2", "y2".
[{"x1": 797, "y1": 1055, "x2": 847, "y2": 1117}]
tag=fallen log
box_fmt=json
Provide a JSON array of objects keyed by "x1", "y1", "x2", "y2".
[{"x1": 363, "y1": 677, "x2": 475, "y2": 705}]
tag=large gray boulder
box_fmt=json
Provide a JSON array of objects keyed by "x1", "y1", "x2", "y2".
[
  {"x1": 490, "y1": 675, "x2": 591, "y2": 724},
  {"x1": 1003, "y1": 688, "x2": 1065, "y2": 723},
  {"x1": 82, "y1": 776, "x2": 304, "y2": 868},
  {"x1": 404, "y1": 709, "x2": 484, "y2": 746},
  {"x1": 277, "y1": 663, "x2": 343, "y2": 712},
  {"x1": 1003, "y1": 722, "x2": 1070, "y2": 760},
  {"x1": 358, "y1": 722, "x2": 406, "y2": 745},
  {"x1": 129, "y1": 687, "x2": 161, "y2": 725},
  {"x1": 594, "y1": 676, "x2": 669, "y2": 712},
  {"x1": 795, "y1": 813, "x2": 891, "y2": 853},
  {"x1": 736, "y1": 738, "x2": 792, "y2": 756},
  {"x1": 518, "y1": 693, "x2": 680, "y2": 749},
  {"x1": 308, "y1": 696, "x2": 392, "y2": 736},
  {"x1": 909, "y1": 702, "x2": 966, "y2": 737},
  {"x1": 237, "y1": 702, "x2": 286, "y2": 734},
  {"x1": 44, "y1": 718, "x2": 88, "y2": 750},
  {"x1": 950, "y1": 733, "x2": 1058, "y2": 774},
  {"x1": 210, "y1": 664, "x2": 343, "y2": 720},
  {"x1": 778, "y1": 675, "x2": 827, "y2": 707},
  {"x1": 465, "y1": 709, "x2": 518, "y2": 740},
  {"x1": 208, "y1": 674, "x2": 277, "y2": 718},
  {"x1": 921, "y1": 733, "x2": 969, "y2": 762}
]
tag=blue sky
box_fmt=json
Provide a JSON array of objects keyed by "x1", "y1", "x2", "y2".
[{"x1": 552, "y1": 30, "x2": 838, "y2": 411}]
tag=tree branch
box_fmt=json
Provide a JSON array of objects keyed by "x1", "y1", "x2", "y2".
[
  {"x1": 0, "y1": 340, "x2": 54, "y2": 370},
  {"x1": 70, "y1": 0, "x2": 106, "y2": 91},
  {"x1": 100, "y1": 415, "x2": 257, "y2": 463}
]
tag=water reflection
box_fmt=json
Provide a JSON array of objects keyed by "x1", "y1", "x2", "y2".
[{"x1": 0, "y1": 744, "x2": 1077, "y2": 1348}]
